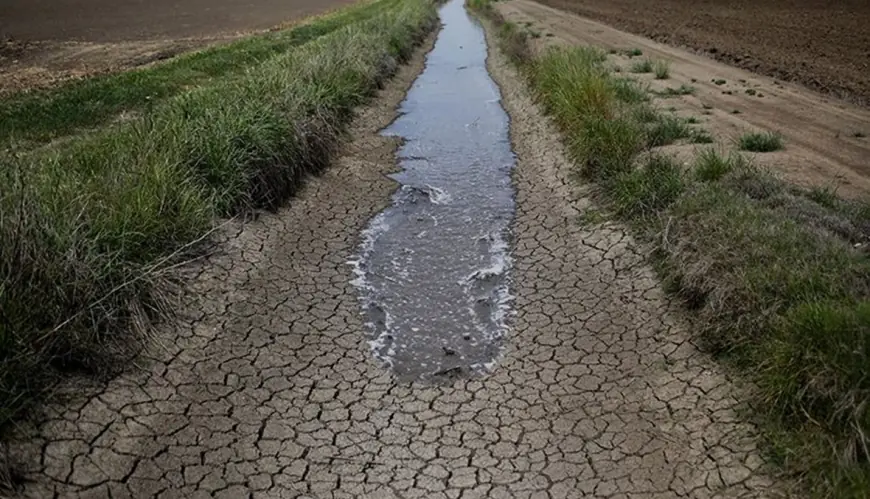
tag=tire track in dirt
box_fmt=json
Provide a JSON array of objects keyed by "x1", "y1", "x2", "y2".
[{"x1": 9, "y1": 8, "x2": 784, "y2": 498}]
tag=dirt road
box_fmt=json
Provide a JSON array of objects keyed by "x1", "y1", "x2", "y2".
[
  {"x1": 498, "y1": 0, "x2": 870, "y2": 197},
  {"x1": 536, "y1": 0, "x2": 870, "y2": 107},
  {"x1": 0, "y1": 0, "x2": 354, "y2": 94},
  {"x1": 9, "y1": 2, "x2": 782, "y2": 497}
]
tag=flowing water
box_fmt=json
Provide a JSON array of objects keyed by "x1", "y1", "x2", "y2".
[{"x1": 350, "y1": 0, "x2": 516, "y2": 382}]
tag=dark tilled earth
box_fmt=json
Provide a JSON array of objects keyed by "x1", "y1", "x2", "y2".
[
  {"x1": 537, "y1": 0, "x2": 870, "y2": 106},
  {"x1": 0, "y1": 0, "x2": 355, "y2": 42}
]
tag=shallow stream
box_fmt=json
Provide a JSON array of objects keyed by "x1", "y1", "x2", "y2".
[{"x1": 351, "y1": 0, "x2": 516, "y2": 382}]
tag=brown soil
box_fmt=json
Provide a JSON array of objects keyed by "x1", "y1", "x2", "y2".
[
  {"x1": 499, "y1": 0, "x2": 870, "y2": 198},
  {"x1": 536, "y1": 0, "x2": 870, "y2": 107},
  {"x1": 0, "y1": 0, "x2": 354, "y2": 94}
]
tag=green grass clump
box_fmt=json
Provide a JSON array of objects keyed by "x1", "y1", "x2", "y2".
[
  {"x1": 497, "y1": 22, "x2": 532, "y2": 64},
  {"x1": 806, "y1": 185, "x2": 840, "y2": 209},
  {"x1": 632, "y1": 104, "x2": 660, "y2": 124},
  {"x1": 646, "y1": 115, "x2": 692, "y2": 147},
  {"x1": 625, "y1": 48, "x2": 643, "y2": 57},
  {"x1": 530, "y1": 47, "x2": 641, "y2": 179},
  {"x1": 738, "y1": 131, "x2": 784, "y2": 152},
  {"x1": 0, "y1": 0, "x2": 436, "y2": 429},
  {"x1": 630, "y1": 58, "x2": 654, "y2": 73},
  {"x1": 690, "y1": 129, "x2": 715, "y2": 144},
  {"x1": 612, "y1": 78, "x2": 649, "y2": 104},
  {"x1": 693, "y1": 148, "x2": 747, "y2": 181},
  {"x1": 653, "y1": 60, "x2": 671, "y2": 79},
  {"x1": 0, "y1": 0, "x2": 399, "y2": 150},
  {"x1": 610, "y1": 154, "x2": 685, "y2": 219}
]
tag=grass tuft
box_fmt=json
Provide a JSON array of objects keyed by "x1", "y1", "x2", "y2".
[
  {"x1": 806, "y1": 185, "x2": 840, "y2": 209},
  {"x1": 632, "y1": 105, "x2": 660, "y2": 124},
  {"x1": 610, "y1": 154, "x2": 685, "y2": 219},
  {"x1": 693, "y1": 148, "x2": 748, "y2": 181},
  {"x1": 612, "y1": 78, "x2": 649, "y2": 104},
  {"x1": 497, "y1": 22, "x2": 532, "y2": 64},
  {"x1": 690, "y1": 129, "x2": 715, "y2": 144},
  {"x1": 653, "y1": 60, "x2": 671, "y2": 79},
  {"x1": 738, "y1": 131, "x2": 785, "y2": 152},
  {"x1": 646, "y1": 115, "x2": 692, "y2": 147},
  {"x1": 630, "y1": 58, "x2": 654, "y2": 73}
]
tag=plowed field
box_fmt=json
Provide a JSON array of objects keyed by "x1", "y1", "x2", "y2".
[{"x1": 537, "y1": 0, "x2": 870, "y2": 106}]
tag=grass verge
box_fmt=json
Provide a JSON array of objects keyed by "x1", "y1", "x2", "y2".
[
  {"x1": 0, "y1": 0, "x2": 437, "y2": 432},
  {"x1": 0, "y1": 0, "x2": 399, "y2": 150},
  {"x1": 470, "y1": 1, "x2": 870, "y2": 496}
]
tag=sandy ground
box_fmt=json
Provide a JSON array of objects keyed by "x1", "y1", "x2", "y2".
[
  {"x1": 499, "y1": 0, "x2": 870, "y2": 198},
  {"x1": 0, "y1": 0, "x2": 354, "y2": 95},
  {"x1": 536, "y1": 0, "x2": 870, "y2": 107},
  {"x1": 6, "y1": 10, "x2": 787, "y2": 499}
]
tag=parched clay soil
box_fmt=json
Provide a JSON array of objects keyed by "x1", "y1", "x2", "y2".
[
  {"x1": 6, "y1": 12, "x2": 787, "y2": 498},
  {"x1": 536, "y1": 0, "x2": 870, "y2": 107},
  {"x1": 499, "y1": 0, "x2": 870, "y2": 198},
  {"x1": 0, "y1": 0, "x2": 354, "y2": 95}
]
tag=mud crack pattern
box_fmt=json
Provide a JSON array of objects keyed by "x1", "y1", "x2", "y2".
[{"x1": 9, "y1": 22, "x2": 783, "y2": 499}]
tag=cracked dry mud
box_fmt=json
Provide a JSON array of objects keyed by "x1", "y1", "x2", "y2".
[{"x1": 10, "y1": 7, "x2": 784, "y2": 498}]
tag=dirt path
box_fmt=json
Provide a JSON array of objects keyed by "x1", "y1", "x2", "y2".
[
  {"x1": 9, "y1": 5, "x2": 782, "y2": 498},
  {"x1": 499, "y1": 0, "x2": 870, "y2": 198}
]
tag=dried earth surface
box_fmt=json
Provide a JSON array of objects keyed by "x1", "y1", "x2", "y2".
[
  {"x1": 8, "y1": 6, "x2": 786, "y2": 499},
  {"x1": 0, "y1": 0, "x2": 354, "y2": 94},
  {"x1": 536, "y1": 0, "x2": 870, "y2": 107},
  {"x1": 499, "y1": 0, "x2": 870, "y2": 198}
]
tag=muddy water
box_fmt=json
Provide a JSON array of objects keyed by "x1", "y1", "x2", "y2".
[{"x1": 350, "y1": 0, "x2": 516, "y2": 383}]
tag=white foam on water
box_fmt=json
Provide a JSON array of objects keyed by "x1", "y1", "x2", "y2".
[
  {"x1": 489, "y1": 230, "x2": 516, "y2": 334},
  {"x1": 347, "y1": 212, "x2": 389, "y2": 291},
  {"x1": 348, "y1": 212, "x2": 402, "y2": 368},
  {"x1": 424, "y1": 184, "x2": 452, "y2": 205},
  {"x1": 367, "y1": 308, "x2": 396, "y2": 367},
  {"x1": 460, "y1": 230, "x2": 515, "y2": 353},
  {"x1": 396, "y1": 184, "x2": 452, "y2": 206}
]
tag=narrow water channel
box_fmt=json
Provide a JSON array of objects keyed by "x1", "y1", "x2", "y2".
[{"x1": 351, "y1": 0, "x2": 516, "y2": 382}]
